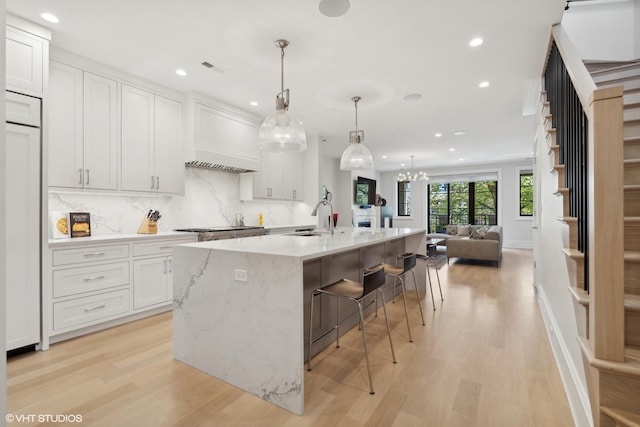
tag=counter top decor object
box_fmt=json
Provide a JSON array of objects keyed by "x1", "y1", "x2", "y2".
[
  {"x1": 137, "y1": 210, "x2": 160, "y2": 234},
  {"x1": 50, "y1": 211, "x2": 70, "y2": 239},
  {"x1": 257, "y1": 39, "x2": 307, "y2": 152},
  {"x1": 69, "y1": 212, "x2": 91, "y2": 238}
]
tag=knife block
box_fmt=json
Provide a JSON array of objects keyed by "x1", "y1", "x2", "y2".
[{"x1": 137, "y1": 217, "x2": 158, "y2": 234}]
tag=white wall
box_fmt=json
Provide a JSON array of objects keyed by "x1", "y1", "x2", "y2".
[
  {"x1": 0, "y1": 5, "x2": 7, "y2": 425},
  {"x1": 562, "y1": 0, "x2": 636, "y2": 61},
  {"x1": 380, "y1": 160, "x2": 534, "y2": 247}
]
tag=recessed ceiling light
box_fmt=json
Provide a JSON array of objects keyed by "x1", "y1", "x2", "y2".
[
  {"x1": 478, "y1": 81, "x2": 490, "y2": 88},
  {"x1": 453, "y1": 131, "x2": 467, "y2": 136},
  {"x1": 469, "y1": 37, "x2": 483, "y2": 47},
  {"x1": 40, "y1": 12, "x2": 59, "y2": 23},
  {"x1": 382, "y1": 155, "x2": 388, "y2": 159},
  {"x1": 403, "y1": 93, "x2": 423, "y2": 102},
  {"x1": 459, "y1": 158, "x2": 465, "y2": 161},
  {"x1": 400, "y1": 163, "x2": 405, "y2": 167},
  {"x1": 175, "y1": 69, "x2": 187, "y2": 77},
  {"x1": 449, "y1": 148, "x2": 455, "y2": 152},
  {"x1": 434, "y1": 133, "x2": 443, "y2": 138},
  {"x1": 250, "y1": 101, "x2": 259, "y2": 106}
]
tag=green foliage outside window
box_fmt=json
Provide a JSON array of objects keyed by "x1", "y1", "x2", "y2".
[{"x1": 520, "y1": 173, "x2": 533, "y2": 216}]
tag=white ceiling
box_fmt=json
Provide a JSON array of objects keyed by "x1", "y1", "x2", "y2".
[{"x1": 6, "y1": 0, "x2": 566, "y2": 172}]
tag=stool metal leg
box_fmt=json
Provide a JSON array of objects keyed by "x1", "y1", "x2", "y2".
[
  {"x1": 410, "y1": 270, "x2": 427, "y2": 323},
  {"x1": 377, "y1": 288, "x2": 397, "y2": 364},
  {"x1": 398, "y1": 276, "x2": 413, "y2": 342},
  {"x1": 355, "y1": 300, "x2": 375, "y2": 395},
  {"x1": 433, "y1": 259, "x2": 443, "y2": 301},
  {"x1": 307, "y1": 291, "x2": 317, "y2": 371}
]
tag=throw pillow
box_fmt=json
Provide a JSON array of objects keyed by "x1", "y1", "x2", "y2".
[
  {"x1": 456, "y1": 225, "x2": 471, "y2": 236},
  {"x1": 470, "y1": 228, "x2": 487, "y2": 239},
  {"x1": 446, "y1": 225, "x2": 458, "y2": 235}
]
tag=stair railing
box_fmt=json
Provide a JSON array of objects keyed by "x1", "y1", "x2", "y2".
[{"x1": 543, "y1": 24, "x2": 625, "y2": 362}]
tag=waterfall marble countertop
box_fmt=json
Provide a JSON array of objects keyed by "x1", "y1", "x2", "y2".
[
  {"x1": 176, "y1": 227, "x2": 425, "y2": 260},
  {"x1": 172, "y1": 226, "x2": 427, "y2": 415}
]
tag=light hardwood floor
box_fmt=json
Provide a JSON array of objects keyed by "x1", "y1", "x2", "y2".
[{"x1": 7, "y1": 248, "x2": 574, "y2": 427}]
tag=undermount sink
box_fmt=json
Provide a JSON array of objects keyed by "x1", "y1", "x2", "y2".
[{"x1": 285, "y1": 232, "x2": 323, "y2": 237}]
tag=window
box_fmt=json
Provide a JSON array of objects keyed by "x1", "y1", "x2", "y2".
[
  {"x1": 397, "y1": 181, "x2": 411, "y2": 216},
  {"x1": 427, "y1": 176, "x2": 498, "y2": 233},
  {"x1": 519, "y1": 170, "x2": 533, "y2": 217}
]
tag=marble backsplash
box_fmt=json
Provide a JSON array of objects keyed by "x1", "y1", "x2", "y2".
[{"x1": 48, "y1": 167, "x2": 313, "y2": 237}]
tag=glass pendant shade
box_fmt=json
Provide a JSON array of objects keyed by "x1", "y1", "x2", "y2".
[
  {"x1": 340, "y1": 96, "x2": 374, "y2": 170},
  {"x1": 340, "y1": 136, "x2": 374, "y2": 170},
  {"x1": 258, "y1": 109, "x2": 307, "y2": 152},
  {"x1": 319, "y1": 0, "x2": 350, "y2": 17},
  {"x1": 258, "y1": 39, "x2": 307, "y2": 152}
]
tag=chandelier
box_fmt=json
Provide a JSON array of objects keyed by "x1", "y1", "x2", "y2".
[{"x1": 397, "y1": 155, "x2": 428, "y2": 182}]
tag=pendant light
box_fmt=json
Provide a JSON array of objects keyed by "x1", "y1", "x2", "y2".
[
  {"x1": 340, "y1": 96, "x2": 374, "y2": 170},
  {"x1": 397, "y1": 155, "x2": 428, "y2": 182},
  {"x1": 318, "y1": 0, "x2": 350, "y2": 17},
  {"x1": 258, "y1": 39, "x2": 307, "y2": 152}
]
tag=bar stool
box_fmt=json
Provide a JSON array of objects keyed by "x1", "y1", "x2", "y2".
[
  {"x1": 306, "y1": 265, "x2": 396, "y2": 395},
  {"x1": 416, "y1": 243, "x2": 443, "y2": 307},
  {"x1": 382, "y1": 253, "x2": 426, "y2": 342}
]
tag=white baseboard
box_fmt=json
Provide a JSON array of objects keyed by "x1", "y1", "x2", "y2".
[
  {"x1": 504, "y1": 240, "x2": 533, "y2": 249},
  {"x1": 536, "y1": 283, "x2": 593, "y2": 427}
]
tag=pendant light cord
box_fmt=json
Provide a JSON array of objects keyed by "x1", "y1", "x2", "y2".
[{"x1": 280, "y1": 45, "x2": 285, "y2": 94}]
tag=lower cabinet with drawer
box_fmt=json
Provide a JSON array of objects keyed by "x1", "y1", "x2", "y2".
[{"x1": 46, "y1": 234, "x2": 196, "y2": 348}]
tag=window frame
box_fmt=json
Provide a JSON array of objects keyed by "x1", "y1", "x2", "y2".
[
  {"x1": 396, "y1": 180, "x2": 412, "y2": 217},
  {"x1": 516, "y1": 166, "x2": 534, "y2": 220}
]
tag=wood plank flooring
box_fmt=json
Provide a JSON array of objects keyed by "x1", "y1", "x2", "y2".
[{"x1": 7, "y1": 248, "x2": 574, "y2": 426}]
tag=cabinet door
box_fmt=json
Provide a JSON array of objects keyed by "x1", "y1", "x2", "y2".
[
  {"x1": 132, "y1": 257, "x2": 170, "y2": 309},
  {"x1": 121, "y1": 84, "x2": 155, "y2": 192},
  {"x1": 283, "y1": 152, "x2": 304, "y2": 201},
  {"x1": 6, "y1": 124, "x2": 41, "y2": 350},
  {"x1": 6, "y1": 27, "x2": 44, "y2": 96},
  {"x1": 265, "y1": 152, "x2": 284, "y2": 199},
  {"x1": 49, "y1": 61, "x2": 84, "y2": 188},
  {"x1": 83, "y1": 72, "x2": 118, "y2": 190},
  {"x1": 154, "y1": 95, "x2": 184, "y2": 194}
]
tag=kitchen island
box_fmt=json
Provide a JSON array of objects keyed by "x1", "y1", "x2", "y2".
[{"x1": 172, "y1": 227, "x2": 426, "y2": 415}]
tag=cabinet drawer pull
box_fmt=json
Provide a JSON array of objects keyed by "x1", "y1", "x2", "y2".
[
  {"x1": 78, "y1": 168, "x2": 84, "y2": 185},
  {"x1": 83, "y1": 275, "x2": 105, "y2": 281},
  {"x1": 84, "y1": 304, "x2": 106, "y2": 312},
  {"x1": 163, "y1": 259, "x2": 167, "y2": 274},
  {"x1": 168, "y1": 259, "x2": 172, "y2": 273},
  {"x1": 156, "y1": 176, "x2": 160, "y2": 190},
  {"x1": 151, "y1": 175, "x2": 155, "y2": 189},
  {"x1": 86, "y1": 169, "x2": 90, "y2": 185},
  {"x1": 83, "y1": 252, "x2": 105, "y2": 257},
  {"x1": 159, "y1": 246, "x2": 172, "y2": 250}
]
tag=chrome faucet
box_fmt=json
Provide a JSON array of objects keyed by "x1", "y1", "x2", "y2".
[{"x1": 311, "y1": 186, "x2": 334, "y2": 235}]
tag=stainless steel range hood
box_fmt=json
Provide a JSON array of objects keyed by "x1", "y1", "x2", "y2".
[{"x1": 184, "y1": 94, "x2": 262, "y2": 174}]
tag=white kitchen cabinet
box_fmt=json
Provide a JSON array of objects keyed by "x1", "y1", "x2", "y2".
[
  {"x1": 49, "y1": 61, "x2": 118, "y2": 190},
  {"x1": 241, "y1": 151, "x2": 305, "y2": 201},
  {"x1": 121, "y1": 84, "x2": 183, "y2": 194},
  {"x1": 5, "y1": 122, "x2": 41, "y2": 351},
  {"x1": 46, "y1": 235, "x2": 195, "y2": 345},
  {"x1": 6, "y1": 26, "x2": 45, "y2": 97},
  {"x1": 132, "y1": 257, "x2": 172, "y2": 309}
]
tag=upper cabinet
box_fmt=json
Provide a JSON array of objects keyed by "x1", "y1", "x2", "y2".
[
  {"x1": 6, "y1": 25, "x2": 46, "y2": 97},
  {"x1": 240, "y1": 151, "x2": 305, "y2": 201},
  {"x1": 49, "y1": 61, "x2": 118, "y2": 190},
  {"x1": 121, "y1": 84, "x2": 184, "y2": 194}
]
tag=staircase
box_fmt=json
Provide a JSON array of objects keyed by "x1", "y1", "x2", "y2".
[
  {"x1": 542, "y1": 26, "x2": 640, "y2": 427},
  {"x1": 588, "y1": 60, "x2": 640, "y2": 427}
]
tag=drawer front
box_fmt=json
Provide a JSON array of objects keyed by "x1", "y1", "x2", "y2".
[
  {"x1": 6, "y1": 91, "x2": 40, "y2": 127},
  {"x1": 53, "y1": 289, "x2": 130, "y2": 331},
  {"x1": 53, "y1": 244, "x2": 130, "y2": 266},
  {"x1": 132, "y1": 238, "x2": 195, "y2": 257},
  {"x1": 53, "y1": 261, "x2": 130, "y2": 298}
]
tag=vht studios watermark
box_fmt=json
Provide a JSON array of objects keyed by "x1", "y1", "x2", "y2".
[{"x1": 6, "y1": 413, "x2": 83, "y2": 423}]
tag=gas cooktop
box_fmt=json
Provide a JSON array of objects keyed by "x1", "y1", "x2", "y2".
[{"x1": 174, "y1": 226, "x2": 264, "y2": 233}]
